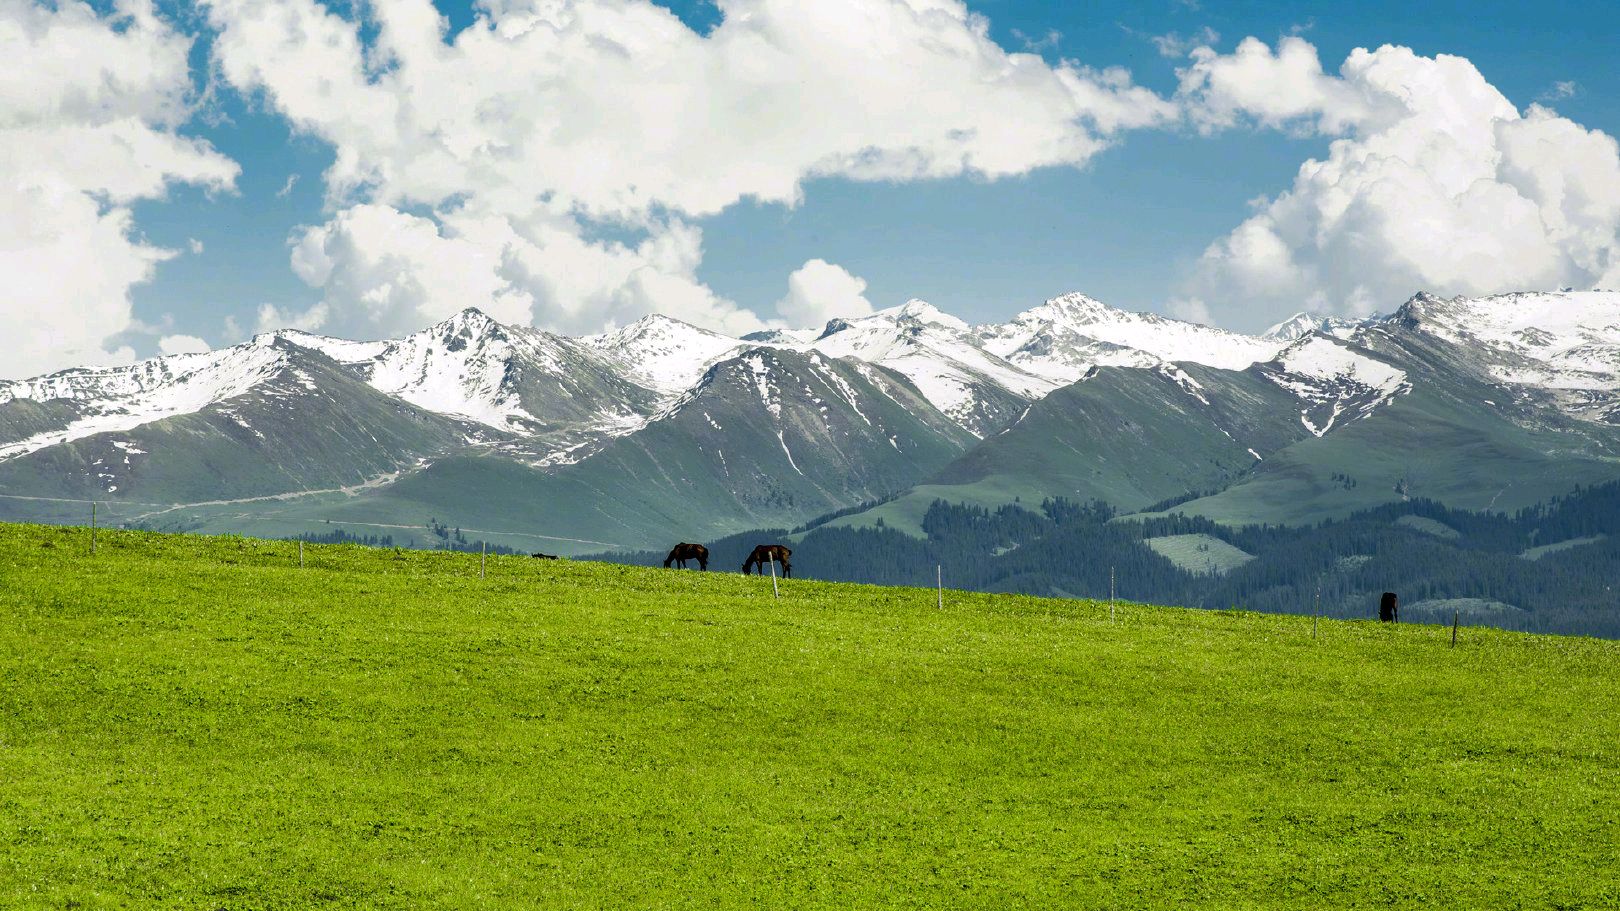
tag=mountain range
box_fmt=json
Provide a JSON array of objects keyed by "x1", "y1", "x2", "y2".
[{"x1": 6, "y1": 289, "x2": 1620, "y2": 570}]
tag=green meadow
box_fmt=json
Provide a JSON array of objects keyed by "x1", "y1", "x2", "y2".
[{"x1": 1, "y1": 522, "x2": 1616, "y2": 909}]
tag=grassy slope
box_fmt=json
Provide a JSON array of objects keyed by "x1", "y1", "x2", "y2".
[
  {"x1": 1520, "y1": 534, "x2": 1607, "y2": 561},
  {"x1": 2, "y1": 522, "x2": 1618, "y2": 909},
  {"x1": 817, "y1": 364, "x2": 1307, "y2": 538},
  {"x1": 1144, "y1": 533, "x2": 1256, "y2": 575}
]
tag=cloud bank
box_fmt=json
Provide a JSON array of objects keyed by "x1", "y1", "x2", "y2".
[
  {"x1": 0, "y1": 0, "x2": 236, "y2": 379},
  {"x1": 1175, "y1": 36, "x2": 1620, "y2": 326},
  {"x1": 204, "y1": 0, "x2": 1173, "y2": 340}
]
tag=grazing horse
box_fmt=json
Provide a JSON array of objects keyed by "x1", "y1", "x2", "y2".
[
  {"x1": 664, "y1": 542, "x2": 709, "y2": 571},
  {"x1": 1379, "y1": 591, "x2": 1399, "y2": 623},
  {"x1": 743, "y1": 544, "x2": 792, "y2": 578},
  {"x1": 531, "y1": 552, "x2": 558, "y2": 560}
]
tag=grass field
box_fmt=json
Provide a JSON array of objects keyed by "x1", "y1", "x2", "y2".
[{"x1": 2, "y1": 522, "x2": 1618, "y2": 909}]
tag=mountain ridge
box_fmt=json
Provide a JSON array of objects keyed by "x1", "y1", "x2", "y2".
[{"x1": 8, "y1": 290, "x2": 1620, "y2": 555}]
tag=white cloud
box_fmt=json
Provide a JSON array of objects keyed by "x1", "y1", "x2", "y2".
[
  {"x1": 0, "y1": 0, "x2": 237, "y2": 380},
  {"x1": 1151, "y1": 26, "x2": 1218, "y2": 60},
  {"x1": 775, "y1": 259, "x2": 875, "y2": 328},
  {"x1": 252, "y1": 302, "x2": 330, "y2": 335},
  {"x1": 1167, "y1": 296, "x2": 1213, "y2": 325},
  {"x1": 280, "y1": 202, "x2": 771, "y2": 340},
  {"x1": 1540, "y1": 80, "x2": 1578, "y2": 102},
  {"x1": 1177, "y1": 36, "x2": 1376, "y2": 135},
  {"x1": 1177, "y1": 38, "x2": 1620, "y2": 326},
  {"x1": 205, "y1": 0, "x2": 1173, "y2": 340},
  {"x1": 158, "y1": 334, "x2": 210, "y2": 355},
  {"x1": 276, "y1": 174, "x2": 298, "y2": 197},
  {"x1": 187, "y1": 238, "x2": 204, "y2": 255}
]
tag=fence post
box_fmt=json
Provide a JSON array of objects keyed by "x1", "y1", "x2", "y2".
[
  {"x1": 91, "y1": 502, "x2": 97, "y2": 555},
  {"x1": 299, "y1": 540, "x2": 304, "y2": 569},
  {"x1": 937, "y1": 565, "x2": 943, "y2": 610},
  {"x1": 481, "y1": 541, "x2": 487, "y2": 579},
  {"x1": 1451, "y1": 610, "x2": 1459, "y2": 648},
  {"x1": 769, "y1": 555, "x2": 779, "y2": 598},
  {"x1": 1109, "y1": 565, "x2": 1116, "y2": 623},
  {"x1": 1313, "y1": 581, "x2": 1321, "y2": 639}
]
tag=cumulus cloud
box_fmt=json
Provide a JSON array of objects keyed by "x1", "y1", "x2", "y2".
[
  {"x1": 158, "y1": 334, "x2": 210, "y2": 355},
  {"x1": 0, "y1": 0, "x2": 237, "y2": 380},
  {"x1": 1176, "y1": 37, "x2": 1620, "y2": 326},
  {"x1": 204, "y1": 0, "x2": 1173, "y2": 340},
  {"x1": 775, "y1": 259, "x2": 876, "y2": 328},
  {"x1": 281, "y1": 203, "x2": 770, "y2": 340}
]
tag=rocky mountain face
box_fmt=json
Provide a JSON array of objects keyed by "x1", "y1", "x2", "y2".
[{"x1": 5, "y1": 290, "x2": 1620, "y2": 552}]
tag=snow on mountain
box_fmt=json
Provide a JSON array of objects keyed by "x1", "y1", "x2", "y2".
[
  {"x1": 741, "y1": 328, "x2": 819, "y2": 345},
  {"x1": 583, "y1": 314, "x2": 747, "y2": 395},
  {"x1": 980, "y1": 293, "x2": 1283, "y2": 379},
  {"x1": 0, "y1": 341, "x2": 291, "y2": 461},
  {"x1": 1400, "y1": 291, "x2": 1620, "y2": 389},
  {"x1": 25, "y1": 289, "x2": 1620, "y2": 475},
  {"x1": 278, "y1": 309, "x2": 657, "y2": 442},
  {"x1": 1262, "y1": 312, "x2": 1370, "y2": 342},
  {"x1": 804, "y1": 299, "x2": 1055, "y2": 433},
  {"x1": 1261, "y1": 335, "x2": 1410, "y2": 436},
  {"x1": 343, "y1": 308, "x2": 542, "y2": 430},
  {"x1": 1394, "y1": 291, "x2": 1620, "y2": 422}
]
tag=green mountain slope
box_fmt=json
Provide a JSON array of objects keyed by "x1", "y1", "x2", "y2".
[
  {"x1": 1170, "y1": 326, "x2": 1620, "y2": 525},
  {"x1": 132, "y1": 348, "x2": 974, "y2": 553},
  {"x1": 0, "y1": 339, "x2": 474, "y2": 506},
  {"x1": 818, "y1": 362, "x2": 1309, "y2": 535}
]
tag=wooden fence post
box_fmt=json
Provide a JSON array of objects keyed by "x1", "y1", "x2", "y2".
[
  {"x1": 1313, "y1": 581, "x2": 1321, "y2": 639},
  {"x1": 1109, "y1": 565, "x2": 1116, "y2": 623},
  {"x1": 769, "y1": 555, "x2": 779, "y2": 598},
  {"x1": 937, "y1": 565, "x2": 943, "y2": 610},
  {"x1": 1451, "y1": 610, "x2": 1459, "y2": 648},
  {"x1": 299, "y1": 540, "x2": 304, "y2": 568},
  {"x1": 481, "y1": 541, "x2": 487, "y2": 579},
  {"x1": 91, "y1": 502, "x2": 97, "y2": 555}
]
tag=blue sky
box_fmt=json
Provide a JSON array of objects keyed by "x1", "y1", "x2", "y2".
[{"x1": 11, "y1": 0, "x2": 1620, "y2": 378}]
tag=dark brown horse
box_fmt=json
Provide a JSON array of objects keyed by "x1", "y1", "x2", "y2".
[
  {"x1": 743, "y1": 544, "x2": 792, "y2": 578},
  {"x1": 664, "y1": 542, "x2": 709, "y2": 570},
  {"x1": 1379, "y1": 591, "x2": 1399, "y2": 623}
]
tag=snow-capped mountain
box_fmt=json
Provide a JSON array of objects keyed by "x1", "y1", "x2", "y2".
[
  {"x1": 1262, "y1": 312, "x2": 1370, "y2": 342},
  {"x1": 9, "y1": 288, "x2": 1620, "y2": 552},
  {"x1": 803, "y1": 300, "x2": 1053, "y2": 435},
  {"x1": 980, "y1": 292, "x2": 1281, "y2": 377},
  {"x1": 584, "y1": 314, "x2": 749, "y2": 395},
  {"x1": 1392, "y1": 291, "x2": 1620, "y2": 421},
  {"x1": 1258, "y1": 334, "x2": 1411, "y2": 437},
  {"x1": 796, "y1": 293, "x2": 1291, "y2": 436},
  {"x1": 0, "y1": 341, "x2": 292, "y2": 462}
]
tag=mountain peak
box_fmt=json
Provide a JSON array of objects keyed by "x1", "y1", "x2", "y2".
[
  {"x1": 1015, "y1": 292, "x2": 1123, "y2": 327},
  {"x1": 436, "y1": 306, "x2": 504, "y2": 331},
  {"x1": 1263, "y1": 312, "x2": 1327, "y2": 342},
  {"x1": 896, "y1": 299, "x2": 968, "y2": 328}
]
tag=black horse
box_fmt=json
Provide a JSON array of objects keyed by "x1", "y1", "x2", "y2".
[
  {"x1": 743, "y1": 544, "x2": 792, "y2": 578},
  {"x1": 1379, "y1": 591, "x2": 1399, "y2": 623},
  {"x1": 532, "y1": 552, "x2": 558, "y2": 560},
  {"x1": 664, "y1": 542, "x2": 709, "y2": 570}
]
